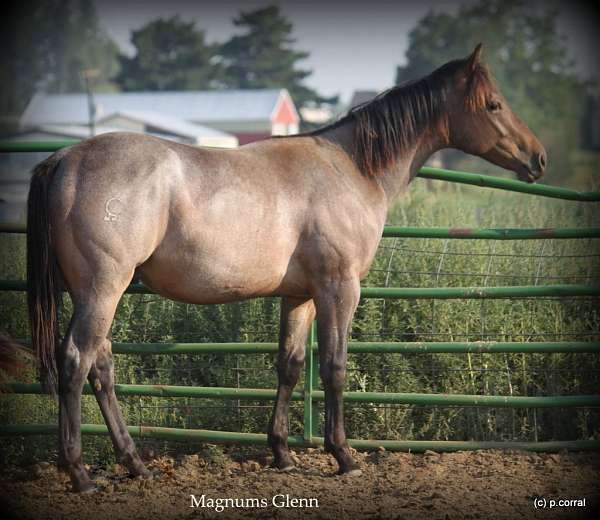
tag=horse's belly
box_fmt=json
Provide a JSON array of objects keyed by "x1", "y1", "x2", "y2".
[{"x1": 137, "y1": 239, "x2": 302, "y2": 304}]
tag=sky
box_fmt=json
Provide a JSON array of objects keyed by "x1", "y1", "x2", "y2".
[{"x1": 97, "y1": 0, "x2": 599, "y2": 104}]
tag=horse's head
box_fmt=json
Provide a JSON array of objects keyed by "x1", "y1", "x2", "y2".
[{"x1": 447, "y1": 44, "x2": 546, "y2": 183}]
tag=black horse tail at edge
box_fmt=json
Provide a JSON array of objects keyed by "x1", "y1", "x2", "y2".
[{"x1": 27, "y1": 153, "x2": 65, "y2": 394}]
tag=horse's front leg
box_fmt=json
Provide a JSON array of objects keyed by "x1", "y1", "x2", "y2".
[
  {"x1": 314, "y1": 278, "x2": 361, "y2": 475},
  {"x1": 268, "y1": 297, "x2": 315, "y2": 470}
]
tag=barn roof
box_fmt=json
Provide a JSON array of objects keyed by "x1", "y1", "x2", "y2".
[
  {"x1": 21, "y1": 89, "x2": 296, "y2": 128},
  {"x1": 11, "y1": 124, "x2": 187, "y2": 143},
  {"x1": 97, "y1": 110, "x2": 233, "y2": 139},
  {"x1": 349, "y1": 90, "x2": 378, "y2": 109}
]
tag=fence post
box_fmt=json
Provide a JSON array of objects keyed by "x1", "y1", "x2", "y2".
[
  {"x1": 310, "y1": 323, "x2": 319, "y2": 436},
  {"x1": 303, "y1": 320, "x2": 318, "y2": 443}
]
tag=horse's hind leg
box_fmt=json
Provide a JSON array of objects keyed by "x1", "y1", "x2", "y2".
[
  {"x1": 88, "y1": 339, "x2": 149, "y2": 477},
  {"x1": 57, "y1": 289, "x2": 125, "y2": 492},
  {"x1": 268, "y1": 297, "x2": 315, "y2": 470}
]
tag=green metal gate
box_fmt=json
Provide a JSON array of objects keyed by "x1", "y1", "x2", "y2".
[{"x1": 1, "y1": 140, "x2": 599, "y2": 452}]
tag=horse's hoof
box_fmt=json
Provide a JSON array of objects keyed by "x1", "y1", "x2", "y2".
[
  {"x1": 338, "y1": 467, "x2": 362, "y2": 477},
  {"x1": 271, "y1": 455, "x2": 295, "y2": 472},
  {"x1": 76, "y1": 483, "x2": 102, "y2": 494},
  {"x1": 270, "y1": 461, "x2": 295, "y2": 472},
  {"x1": 136, "y1": 468, "x2": 153, "y2": 479}
]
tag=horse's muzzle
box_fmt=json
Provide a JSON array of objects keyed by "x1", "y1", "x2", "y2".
[{"x1": 518, "y1": 151, "x2": 546, "y2": 183}]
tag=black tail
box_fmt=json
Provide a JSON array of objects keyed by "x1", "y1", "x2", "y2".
[{"x1": 27, "y1": 155, "x2": 63, "y2": 393}]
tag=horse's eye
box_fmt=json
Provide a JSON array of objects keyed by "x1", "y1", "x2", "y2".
[{"x1": 487, "y1": 100, "x2": 502, "y2": 112}]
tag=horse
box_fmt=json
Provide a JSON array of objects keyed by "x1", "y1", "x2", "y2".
[{"x1": 26, "y1": 44, "x2": 546, "y2": 491}]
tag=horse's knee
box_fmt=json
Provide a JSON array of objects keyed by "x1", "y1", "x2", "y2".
[
  {"x1": 277, "y1": 349, "x2": 304, "y2": 383},
  {"x1": 324, "y1": 437, "x2": 343, "y2": 454},
  {"x1": 320, "y1": 360, "x2": 346, "y2": 392}
]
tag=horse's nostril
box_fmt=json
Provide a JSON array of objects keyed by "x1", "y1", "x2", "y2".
[{"x1": 537, "y1": 152, "x2": 546, "y2": 171}]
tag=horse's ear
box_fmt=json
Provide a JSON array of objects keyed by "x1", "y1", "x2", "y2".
[{"x1": 466, "y1": 43, "x2": 483, "y2": 74}]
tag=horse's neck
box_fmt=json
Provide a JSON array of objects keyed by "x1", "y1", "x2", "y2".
[
  {"x1": 379, "y1": 133, "x2": 444, "y2": 205},
  {"x1": 319, "y1": 120, "x2": 446, "y2": 207}
]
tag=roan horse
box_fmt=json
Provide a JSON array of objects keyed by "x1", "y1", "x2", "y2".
[{"x1": 27, "y1": 44, "x2": 546, "y2": 491}]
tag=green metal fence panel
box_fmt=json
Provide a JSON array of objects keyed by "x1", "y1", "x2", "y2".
[
  {"x1": 418, "y1": 166, "x2": 600, "y2": 201},
  {"x1": 359, "y1": 285, "x2": 600, "y2": 299},
  {"x1": 312, "y1": 391, "x2": 600, "y2": 408},
  {"x1": 303, "y1": 322, "x2": 317, "y2": 442},
  {"x1": 381, "y1": 226, "x2": 600, "y2": 239},
  {"x1": 2, "y1": 279, "x2": 599, "y2": 298},
  {"x1": 7, "y1": 382, "x2": 297, "y2": 400},
  {"x1": 0, "y1": 140, "x2": 80, "y2": 153},
  {"x1": 1, "y1": 424, "x2": 599, "y2": 452},
  {"x1": 5, "y1": 222, "x2": 599, "y2": 239},
  {"x1": 344, "y1": 341, "x2": 600, "y2": 354},
  {"x1": 109, "y1": 341, "x2": 600, "y2": 354},
  {"x1": 0, "y1": 223, "x2": 25, "y2": 233},
  {"x1": 11, "y1": 340, "x2": 600, "y2": 355},
  {"x1": 114, "y1": 342, "x2": 281, "y2": 354},
  {"x1": 8, "y1": 382, "x2": 600, "y2": 408}
]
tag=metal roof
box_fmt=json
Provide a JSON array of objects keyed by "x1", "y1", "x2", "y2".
[
  {"x1": 21, "y1": 124, "x2": 188, "y2": 142},
  {"x1": 21, "y1": 89, "x2": 288, "y2": 128},
  {"x1": 98, "y1": 110, "x2": 233, "y2": 139},
  {"x1": 349, "y1": 90, "x2": 378, "y2": 109}
]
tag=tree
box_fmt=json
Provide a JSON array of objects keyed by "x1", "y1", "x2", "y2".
[
  {"x1": 220, "y1": 5, "x2": 329, "y2": 107},
  {"x1": 396, "y1": 0, "x2": 587, "y2": 183},
  {"x1": 115, "y1": 16, "x2": 221, "y2": 92},
  {"x1": 40, "y1": 0, "x2": 119, "y2": 94},
  {"x1": 0, "y1": 0, "x2": 119, "y2": 133}
]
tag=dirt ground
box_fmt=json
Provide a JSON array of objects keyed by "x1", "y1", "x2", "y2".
[{"x1": 1, "y1": 448, "x2": 598, "y2": 520}]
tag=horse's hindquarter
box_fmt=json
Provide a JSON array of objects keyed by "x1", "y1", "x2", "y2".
[{"x1": 49, "y1": 134, "x2": 175, "y2": 300}]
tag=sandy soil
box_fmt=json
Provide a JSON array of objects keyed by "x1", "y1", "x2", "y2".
[{"x1": 1, "y1": 448, "x2": 598, "y2": 520}]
